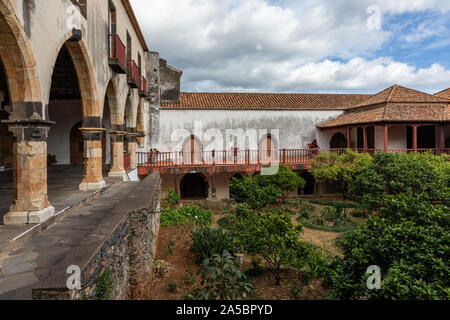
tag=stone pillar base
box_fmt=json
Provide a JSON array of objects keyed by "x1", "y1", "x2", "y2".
[
  {"x1": 108, "y1": 171, "x2": 128, "y2": 181},
  {"x1": 79, "y1": 180, "x2": 106, "y2": 191},
  {"x1": 3, "y1": 206, "x2": 55, "y2": 225}
]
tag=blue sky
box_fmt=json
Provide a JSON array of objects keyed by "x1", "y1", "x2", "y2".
[{"x1": 131, "y1": 0, "x2": 450, "y2": 94}]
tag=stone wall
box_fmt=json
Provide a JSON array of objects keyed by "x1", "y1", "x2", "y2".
[{"x1": 32, "y1": 174, "x2": 161, "y2": 300}]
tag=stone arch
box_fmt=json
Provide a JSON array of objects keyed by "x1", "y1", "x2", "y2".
[
  {"x1": 330, "y1": 132, "x2": 347, "y2": 149},
  {"x1": 103, "y1": 77, "x2": 123, "y2": 128},
  {"x1": 0, "y1": 2, "x2": 42, "y2": 119},
  {"x1": 180, "y1": 173, "x2": 209, "y2": 199},
  {"x1": 50, "y1": 33, "x2": 100, "y2": 121}
]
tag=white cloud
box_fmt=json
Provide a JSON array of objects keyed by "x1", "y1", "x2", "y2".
[{"x1": 131, "y1": 0, "x2": 450, "y2": 93}]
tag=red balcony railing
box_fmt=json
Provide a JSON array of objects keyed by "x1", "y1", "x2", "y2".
[
  {"x1": 108, "y1": 34, "x2": 127, "y2": 74},
  {"x1": 127, "y1": 59, "x2": 140, "y2": 88},
  {"x1": 124, "y1": 152, "x2": 131, "y2": 171},
  {"x1": 137, "y1": 148, "x2": 450, "y2": 170},
  {"x1": 139, "y1": 75, "x2": 147, "y2": 97}
]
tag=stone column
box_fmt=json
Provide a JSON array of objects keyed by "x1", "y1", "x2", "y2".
[
  {"x1": 3, "y1": 120, "x2": 55, "y2": 225},
  {"x1": 137, "y1": 131, "x2": 146, "y2": 148},
  {"x1": 79, "y1": 128, "x2": 106, "y2": 191},
  {"x1": 108, "y1": 131, "x2": 126, "y2": 179},
  {"x1": 126, "y1": 131, "x2": 137, "y2": 169}
]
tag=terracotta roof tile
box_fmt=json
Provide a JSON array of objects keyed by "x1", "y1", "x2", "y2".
[
  {"x1": 435, "y1": 88, "x2": 450, "y2": 100},
  {"x1": 318, "y1": 85, "x2": 450, "y2": 128},
  {"x1": 161, "y1": 92, "x2": 372, "y2": 110}
]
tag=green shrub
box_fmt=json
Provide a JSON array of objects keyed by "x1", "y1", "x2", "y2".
[
  {"x1": 95, "y1": 269, "x2": 114, "y2": 300},
  {"x1": 229, "y1": 208, "x2": 310, "y2": 285},
  {"x1": 192, "y1": 250, "x2": 253, "y2": 300},
  {"x1": 190, "y1": 227, "x2": 236, "y2": 264},
  {"x1": 229, "y1": 176, "x2": 280, "y2": 209},
  {"x1": 299, "y1": 201, "x2": 316, "y2": 218},
  {"x1": 160, "y1": 206, "x2": 212, "y2": 227},
  {"x1": 168, "y1": 281, "x2": 177, "y2": 293},
  {"x1": 255, "y1": 165, "x2": 306, "y2": 201},
  {"x1": 165, "y1": 188, "x2": 180, "y2": 207},
  {"x1": 320, "y1": 206, "x2": 338, "y2": 222},
  {"x1": 327, "y1": 198, "x2": 450, "y2": 300}
]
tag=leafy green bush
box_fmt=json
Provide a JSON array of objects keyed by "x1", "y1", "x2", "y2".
[
  {"x1": 255, "y1": 165, "x2": 305, "y2": 201},
  {"x1": 95, "y1": 269, "x2": 114, "y2": 300},
  {"x1": 160, "y1": 206, "x2": 212, "y2": 227},
  {"x1": 311, "y1": 150, "x2": 372, "y2": 201},
  {"x1": 228, "y1": 208, "x2": 310, "y2": 285},
  {"x1": 165, "y1": 188, "x2": 180, "y2": 208},
  {"x1": 192, "y1": 250, "x2": 253, "y2": 300},
  {"x1": 327, "y1": 197, "x2": 450, "y2": 300},
  {"x1": 299, "y1": 201, "x2": 316, "y2": 218},
  {"x1": 320, "y1": 206, "x2": 338, "y2": 222},
  {"x1": 351, "y1": 152, "x2": 450, "y2": 210},
  {"x1": 190, "y1": 227, "x2": 237, "y2": 264},
  {"x1": 229, "y1": 176, "x2": 280, "y2": 209}
]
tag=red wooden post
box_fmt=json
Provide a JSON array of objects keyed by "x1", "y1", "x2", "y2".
[
  {"x1": 282, "y1": 149, "x2": 286, "y2": 164},
  {"x1": 384, "y1": 125, "x2": 389, "y2": 152},
  {"x1": 440, "y1": 125, "x2": 446, "y2": 154},
  {"x1": 363, "y1": 126, "x2": 368, "y2": 152}
]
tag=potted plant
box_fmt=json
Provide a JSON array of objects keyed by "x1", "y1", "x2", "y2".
[{"x1": 0, "y1": 147, "x2": 13, "y2": 172}]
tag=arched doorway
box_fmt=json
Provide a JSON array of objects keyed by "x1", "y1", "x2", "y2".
[
  {"x1": 180, "y1": 173, "x2": 208, "y2": 199},
  {"x1": 47, "y1": 38, "x2": 104, "y2": 190},
  {"x1": 298, "y1": 171, "x2": 315, "y2": 196},
  {"x1": 330, "y1": 132, "x2": 347, "y2": 149},
  {"x1": 183, "y1": 135, "x2": 203, "y2": 164},
  {"x1": 48, "y1": 44, "x2": 83, "y2": 165}
]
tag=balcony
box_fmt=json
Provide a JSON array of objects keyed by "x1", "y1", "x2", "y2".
[
  {"x1": 139, "y1": 76, "x2": 147, "y2": 97},
  {"x1": 127, "y1": 59, "x2": 140, "y2": 88},
  {"x1": 108, "y1": 34, "x2": 127, "y2": 74},
  {"x1": 137, "y1": 148, "x2": 450, "y2": 176}
]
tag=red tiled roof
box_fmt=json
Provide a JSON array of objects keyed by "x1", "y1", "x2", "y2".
[
  {"x1": 161, "y1": 92, "x2": 372, "y2": 110},
  {"x1": 318, "y1": 85, "x2": 450, "y2": 128},
  {"x1": 348, "y1": 84, "x2": 448, "y2": 109},
  {"x1": 435, "y1": 88, "x2": 450, "y2": 100}
]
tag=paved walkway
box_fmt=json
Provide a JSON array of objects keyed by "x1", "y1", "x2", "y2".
[
  {"x1": 0, "y1": 174, "x2": 158, "y2": 300},
  {"x1": 0, "y1": 166, "x2": 119, "y2": 253}
]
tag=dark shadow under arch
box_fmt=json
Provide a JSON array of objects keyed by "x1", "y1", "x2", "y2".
[
  {"x1": 180, "y1": 173, "x2": 208, "y2": 199},
  {"x1": 298, "y1": 171, "x2": 315, "y2": 196},
  {"x1": 330, "y1": 132, "x2": 347, "y2": 149}
]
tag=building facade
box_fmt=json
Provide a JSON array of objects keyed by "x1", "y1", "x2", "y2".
[{"x1": 0, "y1": 0, "x2": 164, "y2": 224}]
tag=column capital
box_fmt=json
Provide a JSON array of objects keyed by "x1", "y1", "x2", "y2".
[
  {"x1": 2, "y1": 119, "x2": 54, "y2": 142},
  {"x1": 79, "y1": 127, "x2": 105, "y2": 141}
]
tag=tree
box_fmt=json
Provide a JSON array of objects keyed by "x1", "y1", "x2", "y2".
[
  {"x1": 229, "y1": 205, "x2": 310, "y2": 285},
  {"x1": 350, "y1": 152, "x2": 450, "y2": 211},
  {"x1": 324, "y1": 153, "x2": 450, "y2": 300},
  {"x1": 310, "y1": 150, "x2": 372, "y2": 201},
  {"x1": 229, "y1": 176, "x2": 279, "y2": 209},
  {"x1": 327, "y1": 198, "x2": 450, "y2": 300},
  {"x1": 255, "y1": 165, "x2": 306, "y2": 201}
]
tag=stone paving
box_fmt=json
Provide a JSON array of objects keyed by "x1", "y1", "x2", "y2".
[
  {"x1": 0, "y1": 166, "x2": 121, "y2": 250},
  {"x1": 0, "y1": 173, "x2": 158, "y2": 300}
]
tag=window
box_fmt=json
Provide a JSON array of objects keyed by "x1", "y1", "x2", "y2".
[
  {"x1": 138, "y1": 53, "x2": 142, "y2": 75},
  {"x1": 108, "y1": 1, "x2": 116, "y2": 34}
]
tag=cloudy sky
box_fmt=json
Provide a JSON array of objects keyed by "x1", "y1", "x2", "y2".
[{"x1": 130, "y1": 0, "x2": 450, "y2": 94}]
